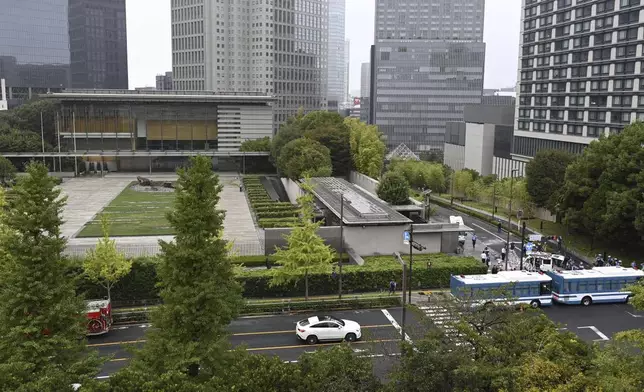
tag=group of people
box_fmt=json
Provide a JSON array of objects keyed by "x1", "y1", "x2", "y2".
[{"x1": 595, "y1": 254, "x2": 644, "y2": 270}]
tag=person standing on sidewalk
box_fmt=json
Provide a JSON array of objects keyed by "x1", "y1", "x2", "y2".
[
  {"x1": 389, "y1": 280, "x2": 397, "y2": 295},
  {"x1": 481, "y1": 251, "x2": 487, "y2": 264},
  {"x1": 472, "y1": 233, "x2": 477, "y2": 249},
  {"x1": 497, "y1": 222, "x2": 502, "y2": 234},
  {"x1": 501, "y1": 246, "x2": 507, "y2": 262}
]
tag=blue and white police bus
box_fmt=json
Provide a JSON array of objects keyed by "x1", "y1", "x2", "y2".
[
  {"x1": 546, "y1": 266, "x2": 644, "y2": 306},
  {"x1": 450, "y1": 270, "x2": 553, "y2": 308}
]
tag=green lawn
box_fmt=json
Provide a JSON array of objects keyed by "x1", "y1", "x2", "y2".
[{"x1": 76, "y1": 186, "x2": 176, "y2": 237}]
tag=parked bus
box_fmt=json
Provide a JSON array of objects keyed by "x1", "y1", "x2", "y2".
[
  {"x1": 546, "y1": 266, "x2": 644, "y2": 306},
  {"x1": 450, "y1": 270, "x2": 553, "y2": 308}
]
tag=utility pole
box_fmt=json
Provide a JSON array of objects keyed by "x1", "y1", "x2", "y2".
[
  {"x1": 408, "y1": 225, "x2": 413, "y2": 303},
  {"x1": 505, "y1": 169, "x2": 518, "y2": 270},
  {"x1": 393, "y1": 252, "x2": 407, "y2": 343}
]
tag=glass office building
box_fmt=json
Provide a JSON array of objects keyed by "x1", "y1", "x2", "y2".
[
  {"x1": 327, "y1": 0, "x2": 346, "y2": 112},
  {"x1": 372, "y1": 0, "x2": 486, "y2": 153},
  {"x1": 68, "y1": 0, "x2": 129, "y2": 89},
  {"x1": 0, "y1": 0, "x2": 70, "y2": 107}
]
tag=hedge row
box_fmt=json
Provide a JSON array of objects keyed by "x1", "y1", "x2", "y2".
[
  {"x1": 77, "y1": 254, "x2": 486, "y2": 306},
  {"x1": 243, "y1": 176, "x2": 300, "y2": 228}
]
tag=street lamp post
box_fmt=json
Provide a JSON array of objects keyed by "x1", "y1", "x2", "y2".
[
  {"x1": 408, "y1": 226, "x2": 427, "y2": 304},
  {"x1": 505, "y1": 169, "x2": 519, "y2": 270},
  {"x1": 393, "y1": 252, "x2": 408, "y2": 343}
]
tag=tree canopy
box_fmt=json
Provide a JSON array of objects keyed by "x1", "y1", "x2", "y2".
[
  {"x1": 346, "y1": 118, "x2": 386, "y2": 179},
  {"x1": 526, "y1": 149, "x2": 576, "y2": 212},
  {"x1": 239, "y1": 136, "x2": 271, "y2": 152},
  {"x1": 0, "y1": 156, "x2": 17, "y2": 185},
  {"x1": 277, "y1": 138, "x2": 333, "y2": 180},
  {"x1": 388, "y1": 159, "x2": 446, "y2": 192},
  {"x1": 559, "y1": 122, "x2": 644, "y2": 245},
  {"x1": 377, "y1": 171, "x2": 410, "y2": 205}
]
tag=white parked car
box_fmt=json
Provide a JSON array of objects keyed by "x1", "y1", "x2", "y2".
[{"x1": 296, "y1": 315, "x2": 362, "y2": 345}]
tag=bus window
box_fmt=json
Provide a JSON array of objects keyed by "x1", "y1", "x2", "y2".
[
  {"x1": 587, "y1": 281, "x2": 596, "y2": 292},
  {"x1": 540, "y1": 282, "x2": 552, "y2": 295},
  {"x1": 596, "y1": 280, "x2": 604, "y2": 292},
  {"x1": 578, "y1": 281, "x2": 587, "y2": 293}
]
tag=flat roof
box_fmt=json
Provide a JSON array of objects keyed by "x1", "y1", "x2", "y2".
[
  {"x1": 309, "y1": 177, "x2": 411, "y2": 225},
  {"x1": 41, "y1": 89, "x2": 277, "y2": 104},
  {"x1": 548, "y1": 266, "x2": 644, "y2": 280},
  {"x1": 454, "y1": 271, "x2": 552, "y2": 285},
  {"x1": 0, "y1": 151, "x2": 269, "y2": 158}
]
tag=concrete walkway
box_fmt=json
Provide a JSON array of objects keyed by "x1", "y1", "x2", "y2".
[{"x1": 59, "y1": 177, "x2": 131, "y2": 238}]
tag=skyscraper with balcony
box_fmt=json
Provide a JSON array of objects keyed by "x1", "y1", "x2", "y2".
[
  {"x1": 514, "y1": 0, "x2": 644, "y2": 159},
  {"x1": 0, "y1": 0, "x2": 70, "y2": 108},
  {"x1": 171, "y1": 0, "x2": 328, "y2": 129},
  {"x1": 68, "y1": 0, "x2": 129, "y2": 89},
  {"x1": 371, "y1": 0, "x2": 486, "y2": 153}
]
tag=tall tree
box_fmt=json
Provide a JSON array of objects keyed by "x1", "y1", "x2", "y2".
[
  {"x1": 453, "y1": 169, "x2": 475, "y2": 198},
  {"x1": 305, "y1": 122, "x2": 352, "y2": 176},
  {"x1": 131, "y1": 156, "x2": 243, "y2": 379},
  {"x1": 377, "y1": 171, "x2": 410, "y2": 205},
  {"x1": 83, "y1": 215, "x2": 132, "y2": 301},
  {"x1": 239, "y1": 136, "x2": 271, "y2": 152},
  {"x1": 4, "y1": 99, "x2": 60, "y2": 145},
  {"x1": 277, "y1": 138, "x2": 333, "y2": 180},
  {"x1": 0, "y1": 155, "x2": 17, "y2": 185},
  {"x1": 271, "y1": 180, "x2": 335, "y2": 299},
  {"x1": 525, "y1": 149, "x2": 575, "y2": 212},
  {"x1": 0, "y1": 161, "x2": 102, "y2": 391},
  {"x1": 559, "y1": 122, "x2": 644, "y2": 245},
  {"x1": 270, "y1": 110, "x2": 305, "y2": 163},
  {"x1": 346, "y1": 118, "x2": 386, "y2": 179}
]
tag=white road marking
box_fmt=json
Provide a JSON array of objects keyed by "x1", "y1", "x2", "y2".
[
  {"x1": 578, "y1": 326, "x2": 609, "y2": 341},
  {"x1": 626, "y1": 312, "x2": 644, "y2": 318},
  {"x1": 381, "y1": 309, "x2": 413, "y2": 343},
  {"x1": 471, "y1": 223, "x2": 506, "y2": 242}
]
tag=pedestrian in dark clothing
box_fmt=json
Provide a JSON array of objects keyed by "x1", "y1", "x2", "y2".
[
  {"x1": 472, "y1": 234, "x2": 477, "y2": 249},
  {"x1": 389, "y1": 280, "x2": 397, "y2": 295},
  {"x1": 497, "y1": 222, "x2": 502, "y2": 233}
]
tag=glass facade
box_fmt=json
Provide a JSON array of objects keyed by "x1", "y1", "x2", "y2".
[
  {"x1": 327, "y1": 0, "x2": 346, "y2": 111},
  {"x1": 0, "y1": 0, "x2": 70, "y2": 106},
  {"x1": 373, "y1": 0, "x2": 486, "y2": 153},
  {"x1": 69, "y1": 0, "x2": 129, "y2": 89}
]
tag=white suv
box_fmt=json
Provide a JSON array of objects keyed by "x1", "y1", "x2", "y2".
[{"x1": 296, "y1": 315, "x2": 362, "y2": 345}]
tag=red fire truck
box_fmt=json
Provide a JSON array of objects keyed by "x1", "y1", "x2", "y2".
[{"x1": 86, "y1": 299, "x2": 112, "y2": 336}]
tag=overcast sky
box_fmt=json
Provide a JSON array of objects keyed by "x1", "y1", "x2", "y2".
[{"x1": 126, "y1": 0, "x2": 521, "y2": 91}]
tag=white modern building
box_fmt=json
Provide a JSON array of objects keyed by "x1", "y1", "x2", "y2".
[
  {"x1": 327, "y1": 0, "x2": 346, "y2": 111},
  {"x1": 344, "y1": 39, "x2": 351, "y2": 103},
  {"x1": 170, "y1": 0, "x2": 328, "y2": 129},
  {"x1": 514, "y1": 0, "x2": 644, "y2": 160},
  {"x1": 360, "y1": 62, "x2": 370, "y2": 99}
]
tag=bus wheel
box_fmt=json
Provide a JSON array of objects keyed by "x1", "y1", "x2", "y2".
[
  {"x1": 530, "y1": 300, "x2": 541, "y2": 308},
  {"x1": 581, "y1": 296, "x2": 592, "y2": 306}
]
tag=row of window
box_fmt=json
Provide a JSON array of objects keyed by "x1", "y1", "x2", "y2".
[
  {"x1": 521, "y1": 78, "x2": 644, "y2": 94},
  {"x1": 521, "y1": 60, "x2": 640, "y2": 80},
  {"x1": 517, "y1": 121, "x2": 625, "y2": 137},
  {"x1": 524, "y1": 8, "x2": 642, "y2": 32},
  {"x1": 519, "y1": 106, "x2": 641, "y2": 122},
  {"x1": 525, "y1": 0, "x2": 640, "y2": 20},
  {"x1": 553, "y1": 276, "x2": 642, "y2": 294},
  {"x1": 523, "y1": 26, "x2": 640, "y2": 54}
]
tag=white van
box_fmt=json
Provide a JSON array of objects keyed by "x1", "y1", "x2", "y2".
[{"x1": 450, "y1": 216, "x2": 467, "y2": 243}]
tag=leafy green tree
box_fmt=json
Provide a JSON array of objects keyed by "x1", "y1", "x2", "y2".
[
  {"x1": 305, "y1": 122, "x2": 352, "y2": 176},
  {"x1": 388, "y1": 159, "x2": 445, "y2": 191},
  {"x1": 0, "y1": 128, "x2": 51, "y2": 152},
  {"x1": 270, "y1": 114, "x2": 305, "y2": 163},
  {"x1": 83, "y1": 215, "x2": 132, "y2": 300},
  {"x1": 453, "y1": 169, "x2": 475, "y2": 198},
  {"x1": 0, "y1": 161, "x2": 102, "y2": 391},
  {"x1": 271, "y1": 180, "x2": 335, "y2": 300},
  {"x1": 346, "y1": 118, "x2": 386, "y2": 179},
  {"x1": 4, "y1": 99, "x2": 60, "y2": 145},
  {"x1": 591, "y1": 330, "x2": 644, "y2": 391},
  {"x1": 239, "y1": 136, "x2": 271, "y2": 152},
  {"x1": 0, "y1": 155, "x2": 17, "y2": 185},
  {"x1": 130, "y1": 156, "x2": 243, "y2": 379},
  {"x1": 277, "y1": 138, "x2": 333, "y2": 180},
  {"x1": 559, "y1": 122, "x2": 644, "y2": 245},
  {"x1": 377, "y1": 171, "x2": 410, "y2": 205},
  {"x1": 629, "y1": 280, "x2": 644, "y2": 311},
  {"x1": 525, "y1": 149, "x2": 575, "y2": 212}
]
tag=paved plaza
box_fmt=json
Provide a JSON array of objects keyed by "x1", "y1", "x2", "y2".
[{"x1": 63, "y1": 173, "x2": 263, "y2": 256}]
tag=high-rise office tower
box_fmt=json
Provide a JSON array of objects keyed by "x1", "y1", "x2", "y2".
[
  {"x1": 69, "y1": 0, "x2": 129, "y2": 89},
  {"x1": 0, "y1": 0, "x2": 70, "y2": 108},
  {"x1": 361, "y1": 62, "x2": 371, "y2": 99},
  {"x1": 156, "y1": 72, "x2": 174, "y2": 90},
  {"x1": 514, "y1": 0, "x2": 644, "y2": 159},
  {"x1": 171, "y1": 0, "x2": 328, "y2": 128},
  {"x1": 327, "y1": 0, "x2": 346, "y2": 111},
  {"x1": 344, "y1": 39, "x2": 350, "y2": 102},
  {"x1": 371, "y1": 0, "x2": 486, "y2": 153}
]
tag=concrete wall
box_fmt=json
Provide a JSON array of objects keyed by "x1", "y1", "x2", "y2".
[
  {"x1": 349, "y1": 171, "x2": 380, "y2": 195},
  {"x1": 265, "y1": 226, "x2": 342, "y2": 254},
  {"x1": 464, "y1": 123, "x2": 495, "y2": 176},
  {"x1": 443, "y1": 143, "x2": 465, "y2": 172},
  {"x1": 343, "y1": 224, "x2": 442, "y2": 256},
  {"x1": 535, "y1": 207, "x2": 556, "y2": 222},
  {"x1": 280, "y1": 177, "x2": 303, "y2": 204}
]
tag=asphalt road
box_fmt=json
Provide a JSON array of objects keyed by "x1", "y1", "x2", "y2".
[{"x1": 89, "y1": 302, "x2": 644, "y2": 378}]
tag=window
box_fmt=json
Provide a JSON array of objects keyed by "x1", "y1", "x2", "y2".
[
  {"x1": 551, "y1": 110, "x2": 565, "y2": 120},
  {"x1": 556, "y1": 25, "x2": 570, "y2": 37},
  {"x1": 613, "y1": 96, "x2": 633, "y2": 107},
  {"x1": 592, "y1": 64, "x2": 610, "y2": 75},
  {"x1": 551, "y1": 96, "x2": 565, "y2": 106},
  {"x1": 575, "y1": 6, "x2": 592, "y2": 19},
  {"x1": 569, "y1": 110, "x2": 584, "y2": 121},
  {"x1": 589, "y1": 111, "x2": 607, "y2": 122},
  {"x1": 524, "y1": 32, "x2": 536, "y2": 43},
  {"x1": 525, "y1": 6, "x2": 538, "y2": 18},
  {"x1": 518, "y1": 121, "x2": 530, "y2": 131},
  {"x1": 538, "y1": 43, "x2": 551, "y2": 54},
  {"x1": 614, "y1": 79, "x2": 634, "y2": 91},
  {"x1": 639, "y1": 96, "x2": 644, "y2": 106},
  {"x1": 534, "y1": 122, "x2": 547, "y2": 132},
  {"x1": 553, "y1": 54, "x2": 568, "y2": 64},
  {"x1": 571, "y1": 66, "x2": 588, "y2": 77},
  {"x1": 535, "y1": 96, "x2": 549, "y2": 106},
  {"x1": 554, "y1": 40, "x2": 569, "y2": 51},
  {"x1": 520, "y1": 83, "x2": 533, "y2": 93},
  {"x1": 552, "y1": 68, "x2": 567, "y2": 79},
  {"x1": 534, "y1": 109, "x2": 547, "y2": 119},
  {"x1": 556, "y1": 10, "x2": 572, "y2": 23},
  {"x1": 615, "y1": 61, "x2": 636, "y2": 75},
  {"x1": 590, "y1": 96, "x2": 608, "y2": 107},
  {"x1": 535, "y1": 83, "x2": 549, "y2": 92},
  {"x1": 570, "y1": 96, "x2": 586, "y2": 106},
  {"x1": 540, "y1": 15, "x2": 554, "y2": 27},
  {"x1": 522, "y1": 58, "x2": 534, "y2": 68},
  {"x1": 568, "y1": 125, "x2": 584, "y2": 135},
  {"x1": 574, "y1": 36, "x2": 590, "y2": 48},
  {"x1": 519, "y1": 109, "x2": 532, "y2": 118},
  {"x1": 612, "y1": 111, "x2": 632, "y2": 124},
  {"x1": 596, "y1": 0, "x2": 615, "y2": 14},
  {"x1": 538, "y1": 56, "x2": 551, "y2": 66},
  {"x1": 571, "y1": 81, "x2": 587, "y2": 92},
  {"x1": 522, "y1": 71, "x2": 534, "y2": 81},
  {"x1": 572, "y1": 51, "x2": 589, "y2": 63},
  {"x1": 574, "y1": 21, "x2": 591, "y2": 33},
  {"x1": 591, "y1": 80, "x2": 609, "y2": 91},
  {"x1": 536, "y1": 70, "x2": 549, "y2": 80},
  {"x1": 523, "y1": 45, "x2": 535, "y2": 56},
  {"x1": 594, "y1": 32, "x2": 613, "y2": 45},
  {"x1": 617, "y1": 27, "x2": 638, "y2": 42},
  {"x1": 520, "y1": 96, "x2": 532, "y2": 105},
  {"x1": 619, "y1": 11, "x2": 640, "y2": 25},
  {"x1": 551, "y1": 123, "x2": 564, "y2": 133},
  {"x1": 620, "y1": 0, "x2": 640, "y2": 8},
  {"x1": 557, "y1": 0, "x2": 572, "y2": 8},
  {"x1": 552, "y1": 82, "x2": 567, "y2": 92},
  {"x1": 524, "y1": 19, "x2": 537, "y2": 30},
  {"x1": 541, "y1": 1, "x2": 554, "y2": 12},
  {"x1": 539, "y1": 29, "x2": 553, "y2": 40},
  {"x1": 616, "y1": 44, "x2": 637, "y2": 59},
  {"x1": 593, "y1": 48, "x2": 611, "y2": 61},
  {"x1": 595, "y1": 16, "x2": 614, "y2": 30},
  {"x1": 588, "y1": 126, "x2": 603, "y2": 137}
]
